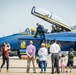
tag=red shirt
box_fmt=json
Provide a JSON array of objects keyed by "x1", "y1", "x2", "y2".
[{"x1": 2, "y1": 47, "x2": 9, "y2": 58}]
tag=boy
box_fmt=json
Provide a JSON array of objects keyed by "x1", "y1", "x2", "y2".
[{"x1": 66, "y1": 48, "x2": 74, "y2": 73}]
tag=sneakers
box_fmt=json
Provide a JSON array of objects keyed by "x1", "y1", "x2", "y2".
[
  {"x1": 66, "y1": 70, "x2": 72, "y2": 73},
  {"x1": 66, "y1": 71, "x2": 68, "y2": 73},
  {"x1": 40, "y1": 71, "x2": 43, "y2": 73}
]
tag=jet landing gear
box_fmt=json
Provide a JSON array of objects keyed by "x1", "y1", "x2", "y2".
[{"x1": 17, "y1": 51, "x2": 21, "y2": 59}]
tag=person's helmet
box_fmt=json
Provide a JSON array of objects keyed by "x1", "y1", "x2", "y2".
[{"x1": 30, "y1": 28, "x2": 35, "y2": 32}]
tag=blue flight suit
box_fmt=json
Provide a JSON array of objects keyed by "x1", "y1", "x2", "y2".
[{"x1": 34, "y1": 24, "x2": 46, "y2": 41}]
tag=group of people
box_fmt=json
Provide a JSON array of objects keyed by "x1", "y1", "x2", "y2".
[
  {"x1": 51, "y1": 25, "x2": 66, "y2": 33},
  {"x1": 0, "y1": 22, "x2": 75, "y2": 73},
  {"x1": 0, "y1": 38, "x2": 75, "y2": 73},
  {"x1": 26, "y1": 40, "x2": 47, "y2": 73},
  {"x1": 25, "y1": 40, "x2": 74, "y2": 74}
]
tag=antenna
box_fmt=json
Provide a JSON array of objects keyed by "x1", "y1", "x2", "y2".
[{"x1": 50, "y1": 11, "x2": 53, "y2": 19}]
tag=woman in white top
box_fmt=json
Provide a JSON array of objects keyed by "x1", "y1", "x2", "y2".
[{"x1": 38, "y1": 43, "x2": 48, "y2": 73}]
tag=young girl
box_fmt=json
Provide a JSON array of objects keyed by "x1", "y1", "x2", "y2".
[{"x1": 60, "y1": 54, "x2": 66, "y2": 73}]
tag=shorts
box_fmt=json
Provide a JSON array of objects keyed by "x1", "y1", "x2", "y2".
[
  {"x1": 61, "y1": 63, "x2": 65, "y2": 67},
  {"x1": 67, "y1": 61, "x2": 73, "y2": 67}
]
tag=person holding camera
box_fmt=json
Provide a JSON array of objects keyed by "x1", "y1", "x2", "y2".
[{"x1": 0, "y1": 42, "x2": 11, "y2": 73}]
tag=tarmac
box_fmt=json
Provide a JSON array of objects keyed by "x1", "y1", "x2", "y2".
[{"x1": 0, "y1": 56, "x2": 76, "y2": 75}]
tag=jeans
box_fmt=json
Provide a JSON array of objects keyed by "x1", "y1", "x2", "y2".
[
  {"x1": 40, "y1": 61, "x2": 46, "y2": 72},
  {"x1": 1, "y1": 57, "x2": 9, "y2": 70}
]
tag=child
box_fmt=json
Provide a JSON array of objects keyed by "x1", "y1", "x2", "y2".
[
  {"x1": 60, "y1": 54, "x2": 66, "y2": 73},
  {"x1": 36, "y1": 56, "x2": 41, "y2": 68},
  {"x1": 66, "y1": 48, "x2": 74, "y2": 73},
  {"x1": 36, "y1": 56, "x2": 47, "y2": 69}
]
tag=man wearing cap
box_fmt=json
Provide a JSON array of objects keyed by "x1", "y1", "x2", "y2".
[
  {"x1": 50, "y1": 40, "x2": 61, "y2": 74},
  {"x1": 26, "y1": 41, "x2": 36, "y2": 73}
]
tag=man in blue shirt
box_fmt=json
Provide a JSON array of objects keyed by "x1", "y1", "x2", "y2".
[{"x1": 34, "y1": 23, "x2": 46, "y2": 40}]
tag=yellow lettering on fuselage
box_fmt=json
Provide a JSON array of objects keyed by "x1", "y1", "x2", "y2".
[{"x1": 20, "y1": 41, "x2": 26, "y2": 49}]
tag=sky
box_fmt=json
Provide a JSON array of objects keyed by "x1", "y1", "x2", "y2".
[{"x1": 0, "y1": 0, "x2": 76, "y2": 37}]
